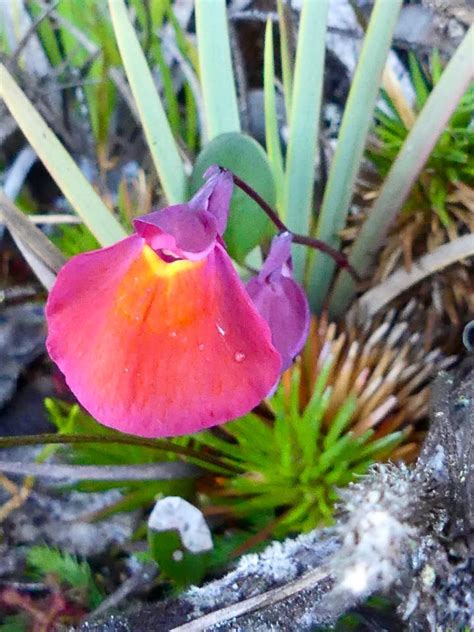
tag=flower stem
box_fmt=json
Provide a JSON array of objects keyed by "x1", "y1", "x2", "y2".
[
  {"x1": 0, "y1": 433, "x2": 241, "y2": 474},
  {"x1": 230, "y1": 171, "x2": 361, "y2": 283}
]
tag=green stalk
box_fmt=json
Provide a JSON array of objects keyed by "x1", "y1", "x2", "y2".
[
  {"x1": 308, "y1": 0, "x2": 402, "y2": 312},
  {"x1": 283, "y1": 0, "x2": 329, "y2": 281},
  {"x1": 109, "y1": 0, "x2": 186, "y2": 203},
  {"x1": 329, "y1": 26, "x2": 474, "y2": 316},
  {"x1": 195, "y1": 0, "x2": 240, "y2": 139},
  {"x1": 277, "y1": 0, "x2": 294, "y2": 120},
  {"x1": 264, "y1": 18, "x2": 285, "y2": 210}
]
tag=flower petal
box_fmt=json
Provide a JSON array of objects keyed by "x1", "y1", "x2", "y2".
[
  {"x1": 133, "y1": 166, "x2": 233, "y2": 261},
  {"x1": 46, "y1": 239, "x2": 281, "y2": 437},
  {"x1": 190, "y1": 166, "x2": 233, "y2": 235},
  {"x1": 247, "y1": 275, "x2": 310, "y2": 371},
  {"x1": 247, "y1": 233, "x2": 310, "y2": 370},
  {"x1": 134, "y1": 205, "x2": 217, "y2": 261},
  {"x1": 258, "y1": 231, "x2": 293, "y2": 281}
]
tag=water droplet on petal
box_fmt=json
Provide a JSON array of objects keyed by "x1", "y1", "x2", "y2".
[
  {"x1": 234, "y1": 351, "x2": 246, "y2": 363},
  {"x1": 170, "y1": 331, "x2": 177, "y2": 338},
  {"x1": 216, "y1": 325, "x2": 226, "y2": 336},
  {"x1": 198, "y1": 343, "x2": 205, "y2": 351}
]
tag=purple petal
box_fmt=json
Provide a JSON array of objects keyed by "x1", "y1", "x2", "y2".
[
  {"x1": 258, "y1": 231, "x2": 293, "y2": 282},
  {"x1": 134, "y1": 205, "x2": 217, "y2": 261},
  {"x1": 190, "y1": 166, "x2": 233, "y2": 235},
  {"x1": 247, "y1": 233, "x2": 310, "y2": 370},
  {"x1": 133, "y1": 166, "x2": 233, "y2": 261}
]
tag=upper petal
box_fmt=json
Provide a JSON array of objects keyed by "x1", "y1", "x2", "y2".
[
  {"x1": 134, "y1": 205, "x2": 218, "y2": 261},
  {"x1": 46, "y1": 238, "x2": 281, "y2": 437},
  {"x1": 189, "y1": 166, "x2": 233, "y2": 236},
  {"x1": 258, "y1": 231, "x2": 293, "y2": 282}
]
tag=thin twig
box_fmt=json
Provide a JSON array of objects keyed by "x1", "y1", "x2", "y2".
[
  {"x1": 170, "y1": 566, "x2": 331, "y2": 632},
  {"x1": 353, "y1": 233, "x2": 474, "y2": 321},
  {"x1": 85, "y1": 562, "x2": 158, "y2": 621},
  {"x1": 0, "y1": 461, "x2": 200, "y2": 481},
  {"x1": 0, "y1": 214, "x2": 82, "y2": 226},
  {"x1": 231, "y1": 172, "x2": 361, "y2": 282},
  {"x1": 0, "y1": 192, "x2": 66, "y2": 289},
  {"x1": 0, "y1": 434, "x2": 242, "y2": 474},
  {"x1": 3, "y1": 146, "x2": 37, "y2": 201},
  {"x1": 10, "y1": 1, "x2": 60, "y2": 65},
  {"x1": 0, "y1": 285, "x2": 38, "y2": 303}
]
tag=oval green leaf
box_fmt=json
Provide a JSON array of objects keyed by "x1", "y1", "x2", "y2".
[{"x1": 190, "y1": 133, "x2": 276, "y2": 262}]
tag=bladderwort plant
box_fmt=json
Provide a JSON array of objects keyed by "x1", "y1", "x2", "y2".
[{"x1": 0, "y1": 0, "x2": 473, "y2": 580}]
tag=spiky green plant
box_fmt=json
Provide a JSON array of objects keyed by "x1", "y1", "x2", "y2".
[
  {"x1": 27, "y1": 545, "x2": 104, "y2": 609},
  {"x1": 193, "y1": 361, "x2": 404, "y2": 536},
  {"x1": 368, "y1": 50, "x2": 474, "y2": 227}
]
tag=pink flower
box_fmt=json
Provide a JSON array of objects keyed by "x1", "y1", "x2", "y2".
[{"x1": 46, "y1": 168, "x2": 281, "y2": 437}]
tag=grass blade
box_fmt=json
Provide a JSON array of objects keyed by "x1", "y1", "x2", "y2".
[
  {"x1": 195, "y1": 0, "x2": 240, "y2": 140},
  {"x1": 0, "y1": 64, "x2": 126, "y2": 246},
  {"x1": 108, "y1": 0, "x2": 186, "y2": 204},
  {"x1": 283, "y1": 0, "x2": 329, "y2": 281},
  {"x1": 329, "y1": 26, "x2": 474, "y2": 316},
  {"x1": 277, "y1": 0, "x2": 295, "y2": 120},
  {"x1": 264, "y1": 18, "x2": 284, "y2": 209},
  {"x1": 0, "y1": 192, "x2": 65, "y2": 289},
  {"x1": 308, "y1": 0, "x2": 403, "y2": 312}
]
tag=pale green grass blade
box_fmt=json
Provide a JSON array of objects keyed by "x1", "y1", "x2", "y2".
[
  {"x1": 0, "y1": 64, "x2": 126, "y2": 246},
  {"x1": 109, "y1": 0, "x2": 186, "y2": 203},
  {"x1": 277, "y1": 0, "x2": 294, "y2": 120},
  {"x1": 195, "y1": 0, "x2": 240, "y2": 140},
  {"x1": 283, "y1": 0, "x2": 329, "y2": 281},
  {"x1": 329, "y1": 26, "x2": 474, "y2": 317},
  {"x1": 308, "y1": 0, "x2": 402, "y2": 312},
  {"x1": 264, "y1": 18, "x2": 284, "y2": 210}
]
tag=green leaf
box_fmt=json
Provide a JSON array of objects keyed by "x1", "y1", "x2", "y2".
[
  {"x1": 429, "y1": 177, "x2": 451, "y2": 226},
  {"x1": 355, "y1": 431, "x2": 404, "y2": 461},
  {"x1": 277, "y1": 0, "x2": 294, "y2": 120},
  {"x1": 323, "y1": 396, "x2": 357, "y2": 449},
  {"x1": 264, "y1": 18, "x2": 285, "y2": 209},
  {"x1": 430, "y1": 48, "x2": 443, "y2": 84},
  {"x1": 190, "y1": 132, "x2": 276, "y2": 261},
  {"x1": 0, "y1": 64, "x2": 126, "y2": 246},
  {"x1": 153, "y1": 36, "x2": 181, "y2": 136},
  {"x1": 108, "y1": 0, "x2": 186, "y2": 203},
  {"x1": 28, "y1": 2, "x2": 63, "y2": 66},
  {"x1": 329, "y1": 26, "x2": 474, "y2": 316},
  {"x1": 0, "y1": 615, "x2": 28, "y2": 632},
  {"x1": 195, "y1": 0, "x2": 240, "y2": 139},
  {"x1": 148, "y1": 529, "x2": 209, "y2": 587},
  {"x1": 27, "y1": 546, "x2": 104, "y2": 609},
  {"x1": 283, "y1": 0, "x2": 329, "y2": 280},
  {"x1": 409, "y1": 51, "x2": 429, "y2": 109},
  {"x1": 51, "y1": 223, "x2": 100, "y2": 257},
  {"x1": 309, "y1": 0, "x2": 403, "y2": 311}
]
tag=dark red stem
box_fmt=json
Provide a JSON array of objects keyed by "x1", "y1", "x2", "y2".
[{"x1": 230, "y1": 171, "x2": 362, "y2": 283}]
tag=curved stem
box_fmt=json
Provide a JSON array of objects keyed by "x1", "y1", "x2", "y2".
[
  {"x1": 0, "y1": 434, "x2": 241, "y2": 474},
  {"x1": 230, "y1": 172, "x2": 361, "y2": 283}
]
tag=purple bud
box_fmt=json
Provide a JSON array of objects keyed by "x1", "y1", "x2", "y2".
[
  {"x1": 247, "y1": 233, "x2": 310, "y2": 371},
  {"x1": 189, "y1": 165, "x2": 233, "y2": 236}
]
